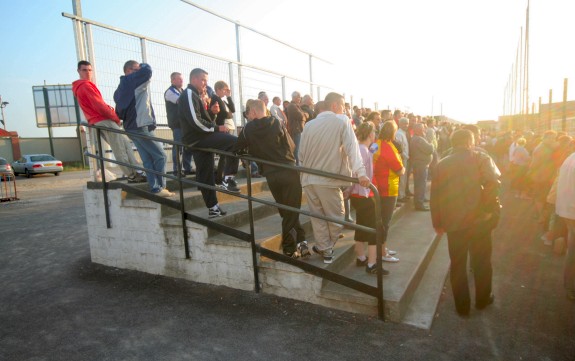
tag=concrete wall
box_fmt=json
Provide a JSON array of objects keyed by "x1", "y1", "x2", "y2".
[
  {"x1": 82, "y1": 187, "x2": 382, "y2": 318},
  {"x1": 0, "y1": 138, "x2": 12, "y2": 160},
  {"x1": 83, "y1": 187, "x2": 256, "y2": 291},
  {"x1": 18, "y1": 137, "x2": 83, "y2": 162}
]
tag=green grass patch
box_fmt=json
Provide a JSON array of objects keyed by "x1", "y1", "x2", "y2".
[{"x1": 63, "y1": 161, "x2": 87, "y2": 172}]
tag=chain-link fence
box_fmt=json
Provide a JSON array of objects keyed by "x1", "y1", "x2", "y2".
[{"x1": 64, "y1": 7, "x2": 341, "y2": 132}]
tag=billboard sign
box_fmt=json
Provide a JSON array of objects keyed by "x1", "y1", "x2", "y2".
[{"x1": 33, "y1": 84, "x2": 85, "y2": 128}]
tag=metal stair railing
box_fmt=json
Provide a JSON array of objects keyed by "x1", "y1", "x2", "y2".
[{"x1": 86, "y1": 123, "x2": 388, "y2": 320}]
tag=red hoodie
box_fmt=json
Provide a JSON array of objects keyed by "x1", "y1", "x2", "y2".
[{"x1": 72, "y1": 79, "x2": 120, "y2": 125}]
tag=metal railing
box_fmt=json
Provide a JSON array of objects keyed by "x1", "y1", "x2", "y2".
[{"x1": 87, "y1": 123, "x2": 388, "y2": 320}]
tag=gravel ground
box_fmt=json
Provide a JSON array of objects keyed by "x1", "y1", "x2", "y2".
[{"x1": 0, "y1": 171, "x2": 573, "y2": 360}]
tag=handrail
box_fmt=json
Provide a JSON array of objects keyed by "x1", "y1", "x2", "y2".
[{"x1": 86, "y1": 123, "x2": 386, "y2": 320}]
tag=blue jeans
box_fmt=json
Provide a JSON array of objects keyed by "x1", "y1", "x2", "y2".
[
  {"x1": 127, "y1": 127, "x2": 167, "y2": 193},
  {"x1": 292, "y1": 132, "x2": 302, "y2": 165},
  {"x1": 171, "y1": 128, "x2": 193, "y2": 174},
  {"x1": 413, "y1": 164, "x2": 428, "y2": 208}
]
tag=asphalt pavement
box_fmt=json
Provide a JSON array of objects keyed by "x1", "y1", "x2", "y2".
[{"x1": 0, "y1": 171, "x2": 573, "y2": 360}]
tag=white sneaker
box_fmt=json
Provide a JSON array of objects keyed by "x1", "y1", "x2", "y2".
[
  {"x1": 382, "y1": 255, "x2": 400, "y2": 263},
  {"x1": 386, "y1": 248, "x2": 397, "y2": 255},
  {"x1": 156, "y1": 189, "x2": 175, "y2": 197}
]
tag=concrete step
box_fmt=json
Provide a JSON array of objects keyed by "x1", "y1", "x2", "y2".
[
  {"x1": 160, "y1": 177, "x2": 270, "y2": 217},
  {"x1": 401, "y1": 234, "x2": 450, "y2": 329},
  {"x1": 257, "y1": 200, "x2": 410, "y2": 281},
  {"x1": 318, "y1": 206, "x2": 441, "y2": 323},
  {"x1": 161, "y1": 190, "x2": 279, "y2": 237}
]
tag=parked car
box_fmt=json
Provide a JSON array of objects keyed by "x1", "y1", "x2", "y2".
[
  {"x1": 0, "y1": 157, "x2": 14, "y2": 181},
  {"x1": 12, "y1": 154, "x2": 63, "y2": 178}
]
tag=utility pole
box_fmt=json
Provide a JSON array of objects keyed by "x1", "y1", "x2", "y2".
[
  {"x1": 0, "y1": 95, "x2": 9, "y2": 131},
  {"x1": 548, "y1": 89, "x2": 553, "y2": 130},
  {"x1": 524, "y1": 1, "x2": 530, "y2": 124},
  {"x1": 562, "y1": 78, "x2": 568, "y2": 132}
]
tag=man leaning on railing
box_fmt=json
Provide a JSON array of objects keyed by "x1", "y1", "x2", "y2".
[
  {"x1": 72, "y1": 60, "x2": 146, "y2": 184},
  {"x1": 114, "y1": 60, "x2": 173, "y2": 197}
]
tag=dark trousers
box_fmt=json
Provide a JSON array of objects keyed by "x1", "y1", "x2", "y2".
[
  {"x1": 380, "y1": 196, "x2": 397, "y2": 244},
  {"x1": 266, "y1": 169, "x2": 305, "y2": 254},
  {"x1": 447, "y1": 225, "x2": 493, "y2": 314},
  {"x1": 350, "y1": 197, "x2": 376, "y2": 245},
  {"x1": 192, "y1": 132, "x2": 240, "y2": 208}
]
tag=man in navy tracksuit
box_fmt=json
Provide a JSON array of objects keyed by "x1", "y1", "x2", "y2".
[
  {"x1": 178, "y1": 68, "x2": 240, "y2": 217},
  {"x1": 114, "y1": 60, "x2": 173, "y2": 197},
  {"x1": 165, "y1": 71, "x2": 194, "y2": 176}
]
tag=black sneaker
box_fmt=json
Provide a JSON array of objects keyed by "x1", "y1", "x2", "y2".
[
  {"x1": 312, "y1": 245, "x2": 334, "y2": 264},
  {"x1": 222, "y1": 178, "x2": 240, "y2": 193},
  {"x1": 297, "y1": 241, "x2": 311, "y2": 258},
  {"x1": 128, "y1": 173, "x2": 147, "y2": 183},
  {"x1": 365, "y1": 263, "x2": 390, "y2": 275},
  {"x1": 356, "y1": 257, "x2": 368, "y2": 267},
  {"x1": 208, "y1": 205, "x2": 227, "y2": 218}
]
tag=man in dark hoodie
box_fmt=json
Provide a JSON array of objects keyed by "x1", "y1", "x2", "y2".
[
  {"x1": 114, "y1": 60, "x2": 173, "y2": 197},
  {"x1": 234, "y1": 99, "x2": 309, "y2": 258}
]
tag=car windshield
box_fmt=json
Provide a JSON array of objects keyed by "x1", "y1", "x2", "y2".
[
  {"x1": 30, "y1": 155, "x2": 56, "y2": 162},
  {"x1": 0, "y1": 159, "x2": 7, "y2": 165}
]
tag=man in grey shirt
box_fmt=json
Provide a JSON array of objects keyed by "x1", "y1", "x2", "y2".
[{"x1": 410, "y1": 123, "x2": 434, "y2": 210}]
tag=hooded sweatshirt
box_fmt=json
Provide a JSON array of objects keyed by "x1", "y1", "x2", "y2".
[
  {"x1": 234, "y1": 116, "x2": 296, "y2": 176},
  {"x1": 72, "y1": 79, "x2": 120, "y2": 125},
  {"x1": 113, "y1": 63, "x2": 156, "y2": 131}
]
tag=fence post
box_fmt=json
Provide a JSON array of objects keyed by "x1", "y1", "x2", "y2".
[
  {"x1": 548, "y1": 89, "x2": 552, "y2": 130},
  {"x1": 83, "y1": 22, "x2": 98, "y2": 180},
  {"x1": 235, "y1": 24, "x2": 245, "y2": 127},
  {"x1": 140, "y1": 38, "x2": 148, "y2": 63},
  {"x1": 562, "y1": 78, "x2": 568, "y2": 132},
  {"x1": 95, "y1": 128, "x2": 111, "y2": 229},
  {"x1": 538, "y1": 96, "x2": 542, "y2": 132},
  {"x1": 281, "y1": 77, "x2": 286, "y2": 103},
  {"x1": 228, "y1": 62, "x2": 238, "y2": 130},
  {"x1": 246, "y1": 163, "x2": 260, "y2": 292},
  {"x1": 309, "y1": 54, "x2": 314, "y2": 97}
]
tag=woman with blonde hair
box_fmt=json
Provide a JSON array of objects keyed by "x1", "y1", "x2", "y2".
[{"x1": 372, "y1": 121, "x2": 405, "y2": 269}]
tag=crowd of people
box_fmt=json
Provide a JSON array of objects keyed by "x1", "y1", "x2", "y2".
[{"x1": 72, "y1": 60, "x2": 575, "y2": 313}]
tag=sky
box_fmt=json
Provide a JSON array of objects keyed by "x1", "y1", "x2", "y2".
[{"x1": 0, "y1": 0, "x2": 574, "y2": 138}]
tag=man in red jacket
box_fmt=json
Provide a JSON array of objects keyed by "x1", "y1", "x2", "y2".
[{"x1": 72, "y1": 60, "x2": 145, "y2": 183}]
